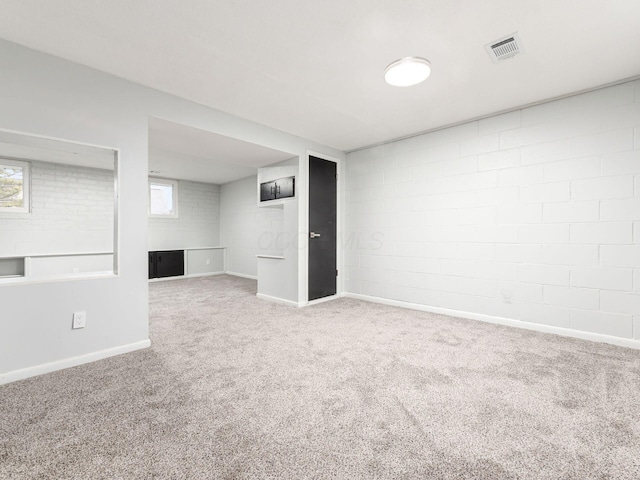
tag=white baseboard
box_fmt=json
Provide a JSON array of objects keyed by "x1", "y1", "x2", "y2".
[
  {"x1": 149, "y1": 271, "x2": 225, "y2": 282},
  {"x1": 344, "y1": 292, "x2": 640, "y2": 351},
  {"x1": 184, "y1": 271, "x2": 225, "y2": 279},
  {"x1": 149, "y1": 277, "x2": 177, "y2": 283},
  {"x1": 0, "y1": 339, "x2": 151, "y2": 385},
  {"x1": 256, "y1": 292, "x2": 301, "y2": 307},
  {"x1": 226, "y1": 271, "x2": 257, "y2": 280}
]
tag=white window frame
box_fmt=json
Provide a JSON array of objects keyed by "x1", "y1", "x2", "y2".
[
  {"x1": 0, "y1": 158, "x2": 30, "y2": 213},
  {"x1": 148, "y1": 178, "x2": 179, "y2": 218}
]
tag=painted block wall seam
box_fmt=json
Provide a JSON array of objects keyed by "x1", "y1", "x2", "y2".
[{"x1": 345, "y1": 80, "x2": 640, "y2": 340}]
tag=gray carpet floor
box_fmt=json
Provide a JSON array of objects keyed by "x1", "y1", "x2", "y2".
[{"x1": 1, "y1": 275, "x2": 640, "y2": 479}]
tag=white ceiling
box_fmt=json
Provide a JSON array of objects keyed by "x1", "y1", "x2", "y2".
[
  {"x1": 148, "y1": 117, "x2": 295, "y2": 184},
  {"x1": 1, "y1": 0, "x2": 639, "y2": 152}
]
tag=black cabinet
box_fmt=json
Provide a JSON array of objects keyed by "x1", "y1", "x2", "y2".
[
  {"x1": 260, "y1": 176, "x2": 295, "y2": 202},
  {"x1": 260, "y1": 181, "x2": 276, "y2": 201},
  {"x1": 149, "y1": 250, "x2": 184, "y2": 279},
  {"x1": 276, "y1": 176, "x2": 294, "y2": 199}
]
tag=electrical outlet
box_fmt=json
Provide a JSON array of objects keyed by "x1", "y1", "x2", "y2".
[
  {"x1": 72, "y1": 311, "x2": 86, "y2": 329},
  {"x1": 206, "y1": 258, "x2": 210, "y2": 265}
]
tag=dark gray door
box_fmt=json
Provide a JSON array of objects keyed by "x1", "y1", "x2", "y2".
[{"x1": 308, "y1": 156, "x2": 337, "y2": 301}]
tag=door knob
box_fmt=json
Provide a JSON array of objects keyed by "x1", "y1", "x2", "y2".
[{"x1": 310, "y1": 232, "x2": 321, "y2": 238}]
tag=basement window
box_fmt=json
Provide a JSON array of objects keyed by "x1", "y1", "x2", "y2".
[
  {"x1": 0, "y1": 159, "x2": 30, "y2": 213},
  {"x1": 149, "y1": 178, "x2": 179, "y2": 218}
]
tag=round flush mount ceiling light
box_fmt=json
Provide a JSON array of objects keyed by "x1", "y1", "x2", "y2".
[{"x1": 384, "y1": 57, "x2": 432, "y2": 87}]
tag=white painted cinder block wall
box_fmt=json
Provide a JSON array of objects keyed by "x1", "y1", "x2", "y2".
[
  {"x1": 345, "y1": 80, "x2": 640, "y2": 342},
  {"x1": 0, "y1": 161, "x2": 113, "y2": 255},
  {"x1": 148, "y1": 180, "x2": 220, "y2": 251}
]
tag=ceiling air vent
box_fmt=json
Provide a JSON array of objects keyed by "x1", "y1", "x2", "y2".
[{"x1": 485, "y1": 33, "x2": 523, "y2": 63}]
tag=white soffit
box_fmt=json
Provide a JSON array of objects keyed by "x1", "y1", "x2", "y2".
[
  {"x1": 0, "y1": 130, "x2": 114, "y2": 170},
  {"x1": 0, "y1": 0, "x2": 639, "y2": 152},
  {"x1": 148, "y1": 118, "x2": 295, "y2": 185}
]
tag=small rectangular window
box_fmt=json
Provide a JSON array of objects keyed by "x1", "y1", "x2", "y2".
[
  {"x1": 149, "y1": 178, "x2": 178, "y2": 217},
  {"x1": 0, "y1": 159, "x2": 30, "y2": 213}
]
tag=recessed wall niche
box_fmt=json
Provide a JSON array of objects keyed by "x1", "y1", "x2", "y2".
[{"x1": 0, "y1": 129, "x2": 118, "y2": 282}]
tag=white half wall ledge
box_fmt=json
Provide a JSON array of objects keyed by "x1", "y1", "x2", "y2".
[
  {"x1": 344, "y1": 292, "x2": 640, "y2": 351},
  {"x1": 0, "y1": 339, "x2": 151, "y2": 386}
]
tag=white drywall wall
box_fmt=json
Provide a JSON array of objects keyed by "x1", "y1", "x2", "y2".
[
  {"x1": 220, "y1": 175, "x2": 287, "y2": 278},
  {"x1": 257, "y1": 200, "x2": 299, "y2": 303},
  {"x1": 0, "y1": 38, "x2": 342, "y2": 381},
  {"x1": 345, "y1": 80, "x2": 640, "y2": 341},
  {"x1": 185, "y1": 248, "x2": 225, "y2": 276}
]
